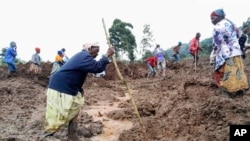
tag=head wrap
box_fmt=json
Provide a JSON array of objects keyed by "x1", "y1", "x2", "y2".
[
  {"x1": 178, "y1": 42, "x2": 182, "y2": 46},
  {"x1": 82, "y1": 42, "x2": 99, "y2": 51},
  {"x1": 57, "y1": 50, "x2": 63, "y2": 55},
  {"x1": 210, "y1": 9, "x2": 225, "y2": 17},
  {"x1": 35, "y1": 47, "x2": 40, "y2": 52},
  {"x1": 10, "y1": 41, "x2": 16, "y2": 47}
]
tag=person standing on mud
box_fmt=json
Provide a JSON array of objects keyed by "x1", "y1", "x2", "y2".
[
  {"x1": 50, "y1": 50, "x2": 65, "y2": 75},
  {"x1": 4, "y1": 41, "x2": 17, "y2": 77},
  {"x1": 61, "y1": 48, "x2": 69, "y2": 63},
  {"x1": 44, "y1": 42, "x2": 114, "y2": 140},
  {"x1": 238, "y1": 25, "x2": 250, "y2": 59},
  {"x1": 189, "y1": 32, "x2": 202, "y2": 66},
  {"x1": 209, "y1": 9, "x2": 249, "y2": 95},
  {"x1": 145, "y1": 55, "x2": 157, "y2": 79},
  {"x1": 28, "y1": 47, "x2": 42, "y2": 74},
  {"x1": 171, "y1": 42, "x2": 182, "y2": 64},
  {"x1": 153, "y1": 44, "x2": 166, "y2": 77}
]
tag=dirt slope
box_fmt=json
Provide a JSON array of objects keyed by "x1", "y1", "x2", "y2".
[{"x1": 1, "y1": 56, "x2": 250, "y2": 141}]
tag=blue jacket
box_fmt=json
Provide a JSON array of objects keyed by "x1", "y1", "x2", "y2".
[
  {"x1": 4, "y1": 47, "x2": 17, "y2": 64},
  {"x1": 48, "y1": 50, "x2": 110, "y2": 96}
]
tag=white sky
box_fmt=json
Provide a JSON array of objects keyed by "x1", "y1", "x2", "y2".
[{"x1": 0, "y1": 0, "x2": 249, "y2": 61}]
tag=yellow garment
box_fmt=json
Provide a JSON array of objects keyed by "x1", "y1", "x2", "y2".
[
  {"x1": 220, "y1": 56, "x2": 249, "y2": 93},
  {"x1": 55, "y1": 54, "x2": 63, "y2": 62},
  {"x1": 45, "y1": 88, "x2": 84, "y2": 133}
]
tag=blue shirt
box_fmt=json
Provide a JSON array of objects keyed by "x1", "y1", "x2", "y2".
[
  {"x1": 48, "y1": 50, "x2": 110, "y2": 96},
  {"x1": 4, "y1": 47, "x2": 17, "y2": 64},
  {"x1": 153, "y1": 48, "x2": 165, "y2": 62}
]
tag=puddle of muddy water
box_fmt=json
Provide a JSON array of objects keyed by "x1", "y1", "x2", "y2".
[{"x1": 85, "y1": 92, "x2": 134, "y2": 141}]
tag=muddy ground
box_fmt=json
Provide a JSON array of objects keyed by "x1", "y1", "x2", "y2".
[{"x1": 1, "y1": 55, "x2": 250, "y2": 141}]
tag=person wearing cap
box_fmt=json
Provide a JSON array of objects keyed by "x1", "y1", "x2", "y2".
[
  {"x1": 210, "y1": 9, "x2": 248, "y2": 95},
  {"x1": 153, "y1": 44, "x2": 166, "y2": 77},
  {"x1": 4, "y1": 41, "x2": 17, "y2": 77},
  {"x1": 50, "y1": 50, "x2": 65, "y2": 75},
  {"x1": 189, "y1": 32, "x2": 202, "y2": 66},
  {"x1": 44, "y1": 42, "x2": 115, "y2": 140},
  {"x1": 171, "y1": 42, "x2": 182, "y2": 64},
  {"x1": 28, "y1": 47, "x2": 42, "y2": 74}
]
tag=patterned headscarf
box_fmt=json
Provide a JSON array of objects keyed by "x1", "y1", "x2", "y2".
[
  {"x1": 82, "y1": 42, "x2": 99, "y2": 51},
  {"x1": 211, "y1": 9, "x2": 225, "y2": 17}
]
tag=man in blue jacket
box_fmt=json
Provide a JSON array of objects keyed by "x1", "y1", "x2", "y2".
[
  {"x1": 44, "y1": 42, "x2": 114, "y2": 140},
  {"x1": 4, "y1": 41, "x2": 17, "y2": 77}
]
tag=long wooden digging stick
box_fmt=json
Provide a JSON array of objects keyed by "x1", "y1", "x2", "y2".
[
  {"x1": 195, "y1": 53, "x2": 197, "y2": 73},
  {"x1": 102, "y1": 18, "x2": 149, "y2": 141}
]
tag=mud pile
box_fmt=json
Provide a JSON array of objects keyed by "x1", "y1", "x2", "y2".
[{"x1": 0, "y1": 56, "x2": 250, "y2": 141}]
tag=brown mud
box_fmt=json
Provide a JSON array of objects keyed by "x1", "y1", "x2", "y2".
[{"x1": 1, "y1": 56, "x2": 250, "y2": 141}]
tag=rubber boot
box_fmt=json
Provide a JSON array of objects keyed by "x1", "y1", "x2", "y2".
[
  {"x1": 162, "y1": 69, "x2": 166, "y2": 77},
  {"x1": 147, "y1": 72, "x2": 151, "y2": 80},
  {"x1": 152, "y1": 71, "x2": 156, "y2": 77},
  {"x1": 6, "y1": 70, "x2": 11, "y2": 78},
  {"x1": 68, "y1": 122, "x2": 79, "y2": 140}
]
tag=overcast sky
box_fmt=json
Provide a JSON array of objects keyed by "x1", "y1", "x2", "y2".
[{"x1": 0, "y1": 0, "x2": 249, "y2": 61}]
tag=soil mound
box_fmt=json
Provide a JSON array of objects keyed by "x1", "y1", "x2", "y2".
[{"x1": 1, "y1": 56, "x2": 250, "y2": 141}]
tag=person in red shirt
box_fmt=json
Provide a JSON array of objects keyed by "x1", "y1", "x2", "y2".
[
  {"x1": 189, "y1": 32, "x2": 202, "y2": 65},
  {"x1": 145, "y1": 56, "x2": 157, "y2": 79}
]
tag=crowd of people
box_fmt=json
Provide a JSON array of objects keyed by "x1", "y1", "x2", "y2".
[
  {"x1": 1, "y1": 8, "x2": 250, "y2": 140},
  {"x1": 3, "y1": 43, "x2": 72, "y2": 77},
  {"x1": 145, "y1": 8, "x2": 250, "y2": 96}
]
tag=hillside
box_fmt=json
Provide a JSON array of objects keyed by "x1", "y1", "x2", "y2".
[{"x1": 1, "y1": 56, "x2": 250, "y2": 141}]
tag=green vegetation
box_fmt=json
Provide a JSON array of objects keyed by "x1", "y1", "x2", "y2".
[
  {"x1": 0, "y1": 18, "x2": 249, "y2": 65},
  {"x1": 140, "y1": 24, "x2": 155, "y2": 60},
  {"x1": 109, "y1": 19, "x2": 137, "y2": 62},
  {"x1": 107, "y1": 17, "x2": 250, "y2": 63},
  {"x1": 0, "y1": 47, "x2": 26, "y2": 66}
]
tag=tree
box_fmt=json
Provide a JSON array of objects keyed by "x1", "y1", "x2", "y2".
[
  {"x1": 0, "y1": 48, "x2": 7, "y2": 65},
  {"x1": 141, "y1": 50, "x2": 153, "y2": 61},
  {"x1": 0, "y1": 47, "x2": 7, "y2": 58},
  {"x1": 140, "y1": 24, "x2": 155, "y2": 55},
  {"x1": 109, "y1": 19, "x2": 137, "y2": 62},
  {"x1": 200, "y1": 37, "x2": 213, "y2": 55},
  {"x1": 179, "y1": 44, "x2": 190, "y2": 59}
]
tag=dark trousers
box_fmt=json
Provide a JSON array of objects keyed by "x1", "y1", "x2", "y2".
[{"x1": 190, "y1": 53, "x2": 199, "y2": 65}]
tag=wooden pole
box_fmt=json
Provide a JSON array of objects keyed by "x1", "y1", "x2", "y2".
[
  {"x1": 195, "y1": 52, "x2": 197, "y2": 73},
  {"x1": 102, "y1": 18, "x2": 149, "y2": 141}
]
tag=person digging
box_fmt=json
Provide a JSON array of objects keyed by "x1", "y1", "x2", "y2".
[{"x1": 43, "y1": 42, "x2": 114, "y2": 140}]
